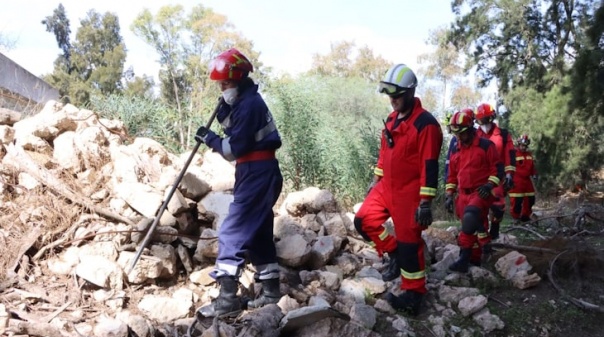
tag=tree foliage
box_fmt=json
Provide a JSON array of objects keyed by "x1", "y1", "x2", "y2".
[
  {"x1": 567, "y1": 1, "x2": 604, "y2": 181},
  {"x1": 43, "y1": 6, "x2": 126, "y2": 106},
  {"x1": 449, "y1": 0, "x2": 596, "y2": 94},
  {"x1": 42, "y1": 4, "x2": 72, "y2": 64},
  {"x1": 130, "y1": 4, "x2": 261, "y2": 149},
  {"x1": 309, "y1": 41, "x2": 391, "y2": 82},
  {"x1": 418, "y1": 26, "x2": 482, "y2": 116},
  {"x1": 122, "y1": 70, "x2": 156, "y2": 99},
  {"x1": 448, "y1": 0, "x2": 603, "y2": 190}
]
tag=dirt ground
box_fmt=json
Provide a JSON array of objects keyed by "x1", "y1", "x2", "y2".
[{"x1": 409, "y1": 189, "x2": 604, "y2": 337}]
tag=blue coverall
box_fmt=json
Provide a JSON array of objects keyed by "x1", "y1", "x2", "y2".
[{"x1": 203, "y1": 84, "x2": 283, "y2": 281}]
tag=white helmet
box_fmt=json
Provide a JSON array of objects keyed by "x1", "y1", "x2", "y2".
[{"x1": 378, "y1": 64, "x2": 418, "y2": 96}]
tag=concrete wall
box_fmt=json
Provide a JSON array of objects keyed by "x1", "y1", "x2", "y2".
[{"x1": 0, "y1": 52, "x2": 59, "y2": 112}]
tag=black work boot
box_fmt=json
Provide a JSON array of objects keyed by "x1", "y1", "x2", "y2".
[
  {"x1": 381, "y1": 251, "x2": 400, "y2": 282},
  {"x1": 197, "y1": 276, "x2": 242, "y2": 318},
  {"x1": 489, "y1": 220, "x2": 501, "y2": 240},
  {"x1": 449, "y1": 248, "x2": 472, "y2": 273},
  {"x1": 247, "y1": 278, "x2": 282, "y2": 309},
  {"x1": 385, "y1": 290, "x2": 423, "y2": 316},
  {"x1": 481, "y1": 242, "x2": 494, "y2": 264}
]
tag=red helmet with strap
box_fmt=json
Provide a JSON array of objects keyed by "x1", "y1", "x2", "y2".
[
  {"x1": 475, "y1": 103, "x2": 495, "y2": 124},
  {"x1": 517, "y1": 134, "x2": 530, "y2": 146},
  {"x1": 209, "y1": 48, "x2": 254, "y2": 81},
  {"x1": 449, "y1": 109, "x2": 474, "y2": 134}
]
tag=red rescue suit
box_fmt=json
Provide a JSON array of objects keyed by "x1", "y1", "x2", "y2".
[
  {"x1": 509, "y1": 147, "x2": 537, "y2": 221},
  {"x1": 446, "y1": 136, "x2": 502, "y2": 264},
  {"x1": 355, "y1": 98, "x2": 442, "y2": 294},
  {"x1": 476, "y1": 125, "x2": 515, "y2": 218}
]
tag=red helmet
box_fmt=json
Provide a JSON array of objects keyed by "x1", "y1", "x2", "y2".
[
  {"x1": 449, "y1": 109, "x2": 474, "y2": 134},
  {"x1": 460, "y1": 107, "x2": 475, "y2": 120},
  {"x1": 517, "y1": 134, "x2": 530, "y2": 146},
  {"x1": 209, "y1": 48, "x2": 254, "y2": 81},
  {"x1": 475, "y1": 103, "x2": 495, "y2": 125}
]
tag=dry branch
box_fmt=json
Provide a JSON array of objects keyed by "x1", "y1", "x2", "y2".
[
  {"x1": 504, "y1": 225, "x2": 548, "y2": 239},
  {"x1": 487, "y1": 295, "x2": 511, "y2": 308},
  {"x1": 60, "y1": 229, "x2": 216, "y2": 247},
  {"x1": 514, "y1": 212, "x2": 576, "y2": 227},
  {"x1": 490, "y1": 242, "x2": 558, "y2": 254},
  {"x1": 7, "y1": 226, "x2": 41, "y2": 276},
  {"x1": 31, "y1": 214, "x2": 107, "y2": 261},
  {"x1": 8, "y1": 318, "x2": 70, "y2": 337},
  {"x1": 4, "y1": 144, "x2": 136, "y2": 227},
  {"x1": 42, "y1": 301, "x2": 71, "y2": 323},
  {"x1": 548, "y1": 250, "x2": 604, "y2": 313},
  {"x1": 570, "y1": 229, "x2": 604, "y2": 238}
]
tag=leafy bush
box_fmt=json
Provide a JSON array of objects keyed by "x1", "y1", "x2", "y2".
[
  {"x1": 507, "y1": 77, "x2": 604, "y2": 190},
  {"x1": 266, "y1": 75, "x2": 388, "y2": 206},
  {"x1": 89, "y1": 94, "x2": 181, "y2": 152}
]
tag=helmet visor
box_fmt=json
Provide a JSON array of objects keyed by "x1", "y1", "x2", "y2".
[
  {"x1": 476, "y1": 117, "x2": 491, "y2": 125},
  {"x1": 378, "y1": 82, "x2": 406, "y2": 96},
  {"x1": 450, "y1": 125, "x2": 469, "y2": 134}
]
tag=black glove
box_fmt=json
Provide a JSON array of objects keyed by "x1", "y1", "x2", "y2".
[
  {"x1": 415, "y1": 201, "x2": 433, "y2": 227},
  {"x1": 477, "y1": 182, "x2": 494, "y2": 199},
  {"x1": 504, "y1": 173, "x2": 514, "y2": 190},
  {"x1": 195, "y1": 126, "x2": 210, "y2": 143},
  {"x1": 444, "y1": 194, "x2": 454, "y2": 214}
]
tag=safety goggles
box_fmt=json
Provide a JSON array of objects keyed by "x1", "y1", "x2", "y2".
[
  {"x1": 476, "y1": 117, "x2": 492, "y2": 125},
  {"x1": 378, "y1": 82, "x2": 406, "y2": 97},
  {"x1": 449, "y1": 125, "x2": 469, "y2": 134}
]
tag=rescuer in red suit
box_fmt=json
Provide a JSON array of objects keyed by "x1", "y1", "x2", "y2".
[
  {"x1": 475, "y1": 103, "x2": 516, "y2": 240},
  {"x1": 509, "y1": 134, "x2": 538, "y2": 223},
  {"x1": 445, "y1": 109, "x2": 504, "y2": 271},
  {"x1": 354, "y1": 64, "x2": 443, "y2": 315}
]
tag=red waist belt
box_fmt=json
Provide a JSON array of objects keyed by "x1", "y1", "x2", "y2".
[{"x1": 236, "y1": 150, "x2": 276, "y2": 164}]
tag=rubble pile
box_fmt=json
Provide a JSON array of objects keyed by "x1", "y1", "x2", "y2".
[{"x1": 0, "y1": 101, "x2": 541, "y2": 337}]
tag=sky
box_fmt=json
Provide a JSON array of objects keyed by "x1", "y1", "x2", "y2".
[{"x1": 1, "y1": 0, "x2": 457, "y2": 81}]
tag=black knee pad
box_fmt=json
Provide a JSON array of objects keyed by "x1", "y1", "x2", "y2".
[
  {"x1": 461, "y1": 206, "x2": 481, "y2": 234},
  {"x1": 353, "y1": 217, "x2": 372, "y2": 242},
  {"x1": 396, "y1": 242, "x2": 421, "y2": 273}
]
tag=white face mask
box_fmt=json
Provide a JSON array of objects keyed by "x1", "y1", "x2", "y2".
[
  {"x1": 222, "y1": 87, "x2": 238, "y2": 105},
  {"x1": 480, "y1": 124, "x2": 492, "y2": 133}
]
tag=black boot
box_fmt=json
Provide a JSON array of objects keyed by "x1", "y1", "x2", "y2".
[
  {"x1": 247, "y1": 278, "x2": 282, "y2": 309},
  {"x1": 481, "y1": 242, "x2": 494, "y2": 264},
  {"x1": 381, "y1": 251, "x2": 400, "y2": 282},
  {"x1": 449, "y1": 248, "x2": 472, "y2": 273},
  {"x1": 197, "y1": 276, "x2": 242, "y2": 318},
  {"x1": 489, "y1": 220, "x2": 500, "y2": 240},
  {"x1": 385, "y1": 290, "x2": 423, "y2": 316}
]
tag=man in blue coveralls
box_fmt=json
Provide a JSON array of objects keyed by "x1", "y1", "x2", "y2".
[{"x1": 195, "y1": 48, "x2": 283, "y2": 317}]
